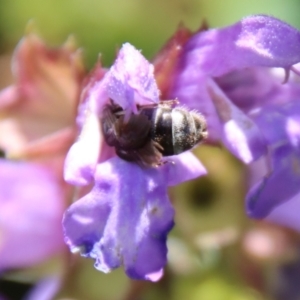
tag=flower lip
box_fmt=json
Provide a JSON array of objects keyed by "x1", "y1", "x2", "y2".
[
  {"x1": 63, "y1": 156, "x2": 175, "y2": 280},
  {"x1": 63, "y1": 152, "x2": 206, "y2": 281}
]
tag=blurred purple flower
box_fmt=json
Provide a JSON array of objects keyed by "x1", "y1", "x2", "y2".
[
  {"x1": 169, "y1": 15, "x2": 300, "y2": 228},
  {"x1": 246, "y1": 102, "x2": 300, "y2": 230},
  {"x1": 173, "y1": 15, "x2": 300, "y2": 159},
  {"x1": 25, "y1": 276, "x2": 62, "y2": 300},
  {"x1": 0, "y1": 159, "x2": 65, "y2": 270},
  {"x1": 63, "y1": 43, "x2": 206, "y2": 281}
]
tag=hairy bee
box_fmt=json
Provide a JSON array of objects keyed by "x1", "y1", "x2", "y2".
[{"x1": 101, "y1": 100, "x2": 207, "y2": 167}]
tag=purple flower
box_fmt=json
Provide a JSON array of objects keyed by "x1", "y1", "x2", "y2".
[
  {"x1": 246, "y1": 102, "x2": 300, "y2": 230},
  {"x1": 64, "y1": 14, "x2": 300, "y2": 280},
  {"x1": 64, "y1": 153, "x2": 204, "y2": 281},
  {"x1": 0, "y1": 159, "x2": 65, "y2": 270},
  {"x1": 170, "y1": 15, "x2": 300, "y2": 228},
  {"x1": 172, "y1": 15, "x2": 300, "y2": 157},
  {"x1": 63, "y1": 43, "x2": 206, "y2": 280},
  {"x1": 64, "y1": 44, "x2": 162, "y2": 185}
]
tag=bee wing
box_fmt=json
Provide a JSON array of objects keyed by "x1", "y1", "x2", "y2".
[
  {"x1": 116, "y1": 140, "x2": 163, "y2": 168},
  {"x1": 101, "y1": 105, "x2": 120, "y2": 147},
  {"x1": 134, "y1": 140, "x2": 163, "y2": 167}
]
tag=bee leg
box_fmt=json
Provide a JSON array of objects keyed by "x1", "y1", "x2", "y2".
[
  {"x1": 156, "y1": 159, "x2": 175, "y2": 167},
  {"x1": 136, "y1": 103, "x2": 158, "y2": 110},
  {"x1": 158, "y1": 99, "x2": 179, "y2": 107},
  {"x1": 136, "y1": 99, "x2": 179, "y2": 111},
  {"x1": 130, "y1": 140, "x2": 163, "y2": 168}
]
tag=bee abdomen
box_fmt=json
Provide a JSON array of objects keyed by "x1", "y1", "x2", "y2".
[
  {"x1": 172, "y1": 107, "x2": 197, "y2": 154},
  {"x1": 149, "y1": 106, "x2": 174, "y2": 156},
  {"x1": 150, "y1": 106, "x2": 207, "y2": 156}
]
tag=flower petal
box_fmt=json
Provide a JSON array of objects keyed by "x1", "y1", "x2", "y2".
[
  {"x1": 286, "y1": 116, "x2": 300, "y2": 149},
  {"x1": 25, "y1": 276, "x2": 62, "y2": 300},
  {"x1": 163, "y1": 151, "x2": 207, "y2": 186},
  {"x1": 185, "y1": 15, "x2": 300, "y2": 77},
  {"x1": 208, "y1": 80, "x2": 267, "y2": 163},
  {"x1": 63, "y1": 157, "x2": 176, "y2": 281},
  {"x1": 266, "y1": 191, "x2": 300, "y2": 231},
  {"x1": 246, "y1": 145, "x2": 300, "y2": 218},
  {"x1": 64, "y1": 62, "x2": 111, "y2": 185},
  {"x1": 76, "y1": 60, "x2": 107, "y2": 129},
  {"x1": 216, "y1": 67, "x2": 284, "y2": 113},
  {"x1": 106, "y1": 43, "x2": 160, "y2": 113},
  {"x1": 0, "y1": 33, "x2": 84, "y2": 152},
  {"x1": 64, "y1": 112, "x2": 102, "y2": 185},
  {"x1": 253, "y1": 101, "x2": 300, "y2": 147},
  {"x1": 170, "y1": 70, "x2": 222, "y2": 142},
  {"x1": 0, "y1": 159, "x2": 64, "y2": 270}
]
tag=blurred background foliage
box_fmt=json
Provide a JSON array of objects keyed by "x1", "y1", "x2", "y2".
[
  {"x1": 1, "y1": 0, "x2": 300, "y2": 67},
  {"x1": 1, "y1": 1, "x2": 300, "y2": 300}
]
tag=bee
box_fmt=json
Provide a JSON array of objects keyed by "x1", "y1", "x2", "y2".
[{"x1": 101, "y1": 100, "x2": 208, "y2": 167}]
